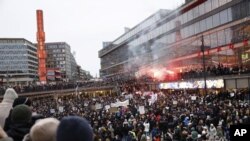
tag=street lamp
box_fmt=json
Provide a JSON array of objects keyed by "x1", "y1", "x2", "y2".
[{"x1": 201, "y1": 35, "x2": 207, "y2": 96}]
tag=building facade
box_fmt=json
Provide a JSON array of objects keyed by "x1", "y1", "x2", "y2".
[
  {"x1": 0, "y1": 38, "x2": 38, "y2": 85},
  {"x1": 99, "y1": 0, "x2": 250, "y2": 89},
  {"x1": 45, "y1": 42, "x2": 76, "y2": 82}
]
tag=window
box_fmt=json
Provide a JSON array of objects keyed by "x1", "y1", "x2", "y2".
[
  {"x1": 200, "y1": 19, "x2": 207, "y2": 32},
  {"x1": 240, "y1": 1, "x2": 247, "y2": 18},
  {"x1": 232, "y1": 4, "x2": 241, "y2": 20},
  {"x1": 187, "y1": 10, "x2": 193, "y2": 21},
  {"x1": 199, "y1": 3, "x2": 205, "y2": 15},
  {"x1": 219, "y1": 0, "x2": 227, "y2": 7},
  {"x1": 206, "y1": 16, "x2": 213, "y2": 29},
  {"x1": 220, "y1": 9, "x2": 228, "y2": 25},
  {"x1": 204, "y1": 35, "x2": 211, "y2": 48},
  {"x1": 193, "y1": 6, "x2": 199, "y2": 19},
  {"x1": 205, "y1": 0, "x2": 212, "y2": 13},
  {"x1": 212, "y1": 0, "x2": 219, "y2": 10},
  {"x1": 227, "y1": 8, "x2": 232, "y2": 22},
  {"x1": 210, "y1": 32, "x2": 218, "y2": 48},
  {"x1": 212, "y1": 13, "x2": 220, "y2": 27},
  {"x1": 217, "y1": 30, "x2": 226, "y2": 46},
  {"x1": 194, "y1": 22, "x2": 200, "y2": 34}
]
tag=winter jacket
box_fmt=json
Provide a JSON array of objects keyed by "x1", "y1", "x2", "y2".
[
  {"x1": 6, "y1": 123, "x2": 31, "y2": 141},
  {"x1": 0, "y1": 88, "x2": 18, "y2": 127}
]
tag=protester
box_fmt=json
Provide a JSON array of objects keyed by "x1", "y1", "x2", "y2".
[
  {"x1": 56, "y1": 116, "x2": 93, "y2": 141},
  {"x1": 0, "y1": 88, "x2": 18, "y2": 127},
  {"x1": 4, "y1": 97, "x2": 32, "y2": 131},
  {"x1": 6, "y1": 105, "x2": 32, "y2": 141},
  {"x1": 29, "y1": 118, "x2": 59, "y2": 141}
]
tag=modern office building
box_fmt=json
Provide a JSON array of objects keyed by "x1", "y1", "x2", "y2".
[
  {"x1": 70, "y1": 52, "x2": 78, "y2": 81},
  {"x1": 45, "y1": 42, "x2": 77, "y2": 82},
  {"x1": 0, "y1": 38, "x2": 38, "y2": 85},
  {"x1": 76, "y1": 65, "x2": 92, "y2": 81},
  {"x1": 99, "y1": 0, "x2": 250, "y2": 89}
]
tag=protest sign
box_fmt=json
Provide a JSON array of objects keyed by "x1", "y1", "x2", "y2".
[
  {"x1": 50, "y1": 109, "x2": 55, "y2": 114},
  {"x1": 139, "y1": 106, "x2": 145, "y2": 114}
]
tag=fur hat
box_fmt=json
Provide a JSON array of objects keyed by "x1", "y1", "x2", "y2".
[
  {"x1": 13, "y1": 97, "x2": 31, "y2": 107},
  {"x1": 56, "y1": 116, "x2": 93, "y2": 141},
  {"x1": 30, "y1": 118, "x2": 60, "y2": 141},
  {"x1": 11, "y1": 104, "x2": 32, "y2": 123},
  {"x1": 3, "y1": 88, "x2": 18, "y2": 102}
]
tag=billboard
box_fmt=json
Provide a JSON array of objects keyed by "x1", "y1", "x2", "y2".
[{"x1": 159, "y1": 79, "x2": 224, "y2": 89}]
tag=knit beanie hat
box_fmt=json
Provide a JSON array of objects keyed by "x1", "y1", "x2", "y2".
[
  {"x1": 56, "y1": 116, "x2": 93, "y2": 141},
  {"x1": 11, "y1": 104, "x2": 32, "y2": 123},
  {"x1": 13, "y1": 97, "x2": 32, "y2": 107}
]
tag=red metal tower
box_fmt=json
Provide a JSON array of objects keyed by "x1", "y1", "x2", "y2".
[{"x1": 36, "y1": 10, "x2": 47, "y2": 84}]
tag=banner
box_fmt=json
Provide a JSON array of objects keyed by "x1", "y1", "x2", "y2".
[
  {"x1": 139, "y1": 106, "x2": 145, "y2": 114},
  {"x1": 50, "y1": 109, "x2": 55, "y2": 113},
  {"x1": 173, "y1": 101, "x2": 178, "y2": 105},
  {"x1": 84, "y1": 103, "x2": 88, "y2": 107},
  {"x1": 109, "y1": 107, "x2": 118, "y2": 113},
  {"x1": 111, "y1": 103, "x2": 118, "y2": 107},
  {"x1": 191, "y1": 96, "x2": 197, "y2": 101},
  {"x1": 95, "y1": 103, "x2": 102, "y2": 110},
  {"x1": 118, "y1": 100, "x2": 129, "y2": 107},
  {"x1": 105, "y1": 105, "x2": 111, "y2": 110},
  {"x1": 58, "y1": 106, "x2": 64, "y2": 112}
]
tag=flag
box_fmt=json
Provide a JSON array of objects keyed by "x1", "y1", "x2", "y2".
[
  {"x1": 243, "y1": 39, "x2": 248, "y2": 46},
  {"x1": 229, "y1": 43, "x2": 234, "y2": 49}
]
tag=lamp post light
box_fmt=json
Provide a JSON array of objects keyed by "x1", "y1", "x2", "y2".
[{"x1": 201, "y1": 35, "x2": 207, "y2": 96}]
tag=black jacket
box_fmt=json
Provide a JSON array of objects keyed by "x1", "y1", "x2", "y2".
[{"x1": 7, "y1": 123, "x2": 31, "y2": 141}]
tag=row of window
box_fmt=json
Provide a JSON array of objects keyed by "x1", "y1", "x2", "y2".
[
  {"x1": 108, "y1": 0, "x2": 232, "y2": 49},
  {"x1": 130, "y1": 0, "x2": 250, "y2": 48}
]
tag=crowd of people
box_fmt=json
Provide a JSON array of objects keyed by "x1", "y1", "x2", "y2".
[
  {"x1": 0, "y1": 79, "x2": 249, "y2": 141},
  {"x1": 180, "y1": 64, "x2": 250, "y2": 80},
  {"x1": 0, "y1": 81, "x2": 116, "y2": 96}
]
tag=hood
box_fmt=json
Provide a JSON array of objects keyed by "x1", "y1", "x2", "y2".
[{"x1": 3, "y1": 88, "x2": 18, "y2": 102}]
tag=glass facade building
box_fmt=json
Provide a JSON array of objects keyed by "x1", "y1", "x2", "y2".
[
  {"x1": 99, "y1": 0, "x2": 250, "y2": 88},
  {"x1": 45, "y1": 42, "x2": 77, "y2": 82},
  {"x1": 0, "y1": 38, "x2": 38, "y2": 85}
]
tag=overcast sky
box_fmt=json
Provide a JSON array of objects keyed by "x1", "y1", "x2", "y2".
[{"x1": 0, "y1": 0, "x2": 185, "y2": 77}]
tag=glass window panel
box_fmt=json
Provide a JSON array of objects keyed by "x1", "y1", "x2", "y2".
[
  {"x1": 199, "y1": 3, "x2": 205, "y2": 15},
  {"x1": 240, "y1": 1, "x2": 247, "y2": 18},
  {"x1": 248, "y1": 1, "x2": 250, "y2": 16},
  {"x1": 187, "y1": 10, "x2": 194, "y2": 21},
  {"x1": 220, "y1": 9, "x2": 228, "y2": 24},
  {"x1": 228, "y1": 8, "x2": 232, "y2": 22},
  {"x1": 204, "y1": 35, "x2": 211, "y2": 48},
  {"x1": 232, "y1": 4, "x2": 241, "y2": 20},
  {"x1": 210, "y1": 32, "x2": 218, "y2": 48},
  {"x1": 193, "y1": 6, "x2": 199, "y2": 18},
  {"x1": 205, "y1": 0, "x2": 212, "y2": 13},
  {"x1": 225, "y1": 28, "x2": 233, "y2": 44},
  {"x1": 189, "y1": 24, "x2": 195, "y2": 36},
  {"x1": 217, "y1": 30, "x2": 226, "y2": 46},
  {"x1": 194, "y1": 22, "x2": 200, "y2": 34},
  {"x1": 200, "y1": 19, "x2": 207, "y2": 32},
  {"x1": 212, "y1": 13, "x2": 220, "y2": 27},
  {"x1": 183, "y1": 13, "x2": 188, "y2": 23},
  {"x1": 206, "y1": 16, "x2": 213, "y2": 30},
  {"x1": 212, "y1": 0, "x2": 219, "y2": 10},
  {"x1": 219, "y1": 0, "x2": 227, "y2": 6}
]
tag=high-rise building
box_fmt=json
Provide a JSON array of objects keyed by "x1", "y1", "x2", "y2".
[
  {"x1": 0, "y1": 38, "x2": 38, "y2": 85},
  {"x1": 70, "y1": 52, "x2": 77, "y2": 81},
  {"x1": 99, "y1": 0, "x2": 250, "y2": 89},
  {"x1": 45, "y1": 42, "x2": 75, "y2": 82}
]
